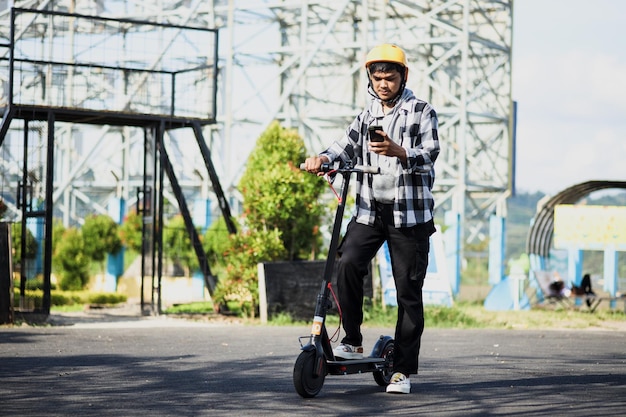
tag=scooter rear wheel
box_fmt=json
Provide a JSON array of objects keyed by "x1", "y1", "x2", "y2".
[
  {"x1": 293, "y1": 350, "x2": 326, "y2": 398},
  {"x1": 373, "y1": 340, "x2": 394, "y2": 386}
]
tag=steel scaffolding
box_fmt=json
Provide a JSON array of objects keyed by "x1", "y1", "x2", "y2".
[
  {"x1": 203, "y1": 0, "x2": 515, "y2": 244},
  {"x1": 1, "y1": 0, "x2": 514, "y2": 245},
  {"x1": 0, "y1": 1, "x2": 230, "y2": 314}
]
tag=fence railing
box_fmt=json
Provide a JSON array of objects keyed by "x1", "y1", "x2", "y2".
[{"x1": 1, "y1": 8, "x2": 218, "y2": 120}]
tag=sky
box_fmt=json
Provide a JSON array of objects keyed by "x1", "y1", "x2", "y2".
[{"x1": 512, "y1": 0, "x2": 626, "y2": 194}]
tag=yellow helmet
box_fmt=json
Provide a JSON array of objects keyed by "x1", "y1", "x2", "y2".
[{"x1": 365, "y1": 44, "x2": 407, "y2": 68}]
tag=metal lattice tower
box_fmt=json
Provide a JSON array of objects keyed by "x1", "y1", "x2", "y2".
[
  {"x1": 208, "y1": 0, "x2": 515, "y2": 244},
  {"x1": 1, "y1": 0, "x2": 513, "y2": 245}
]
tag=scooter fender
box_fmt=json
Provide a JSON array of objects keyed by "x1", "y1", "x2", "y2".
[
  {"x1": 370, "y1": 335, "x2": 393, "y2": 357},
  {"x1": 300, "y1": 341, "x2": 327, "y2": 378},
  {"x1": 300, "y1": 343, "x2": 316, "y2": 352},
  {"x1": 300, "y1": 341, "x2": 324, "y2": 361}
]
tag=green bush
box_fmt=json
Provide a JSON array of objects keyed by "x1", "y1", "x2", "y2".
[
  {"x1": 163, "y1": 215, "x2": 199, "y2": 275},
  {"x1": 87, "y1": 292, "x2": 127, "y2": 305},
  {"x1": 213, "y1": 228, "x2": 287, "y2": 317},
  {"x1": 12, "y1": 290, "x2": 76, "y2": 309},
  {"x1": 119, "y1": 210, "x2": 143, "y2": 252},
  {"x1": 51, "y1": 291, "x2": 73, "y2": 306},
  {"x1": 13, "y1": 289, "x2": 126, "y2": 309},
  {"x1": 10, "y1": 223, "x2": 38, "y2": 264},
  {"x1": 17, "y1": 290, "x2": 43, "y2": 309},
  {"x1": 82, "y1": 214, "x2": 122, "y2": 274},
  {"x1": 203, "y1": 216, "x2": 233, "y2": 274},
  {"x1": 54, "y1": 227, "x2": 90, "y2": 290},
  {"x1": 213, "y1": 121, "x2": 326, "y2": 318},
  {"x1": 18, "y1": 277, "x2": 58, "y2": 291},
  {"x1": 239, "y1": 121, "x2": 325, "y2": 260}
]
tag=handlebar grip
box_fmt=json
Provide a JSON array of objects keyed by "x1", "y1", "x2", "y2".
[
  {"x1": 300, "y1": 162, "x2": 333, "y2": 172},
  {"x1": 354, "y1": 165, "x2": 380, "y2": 174}
]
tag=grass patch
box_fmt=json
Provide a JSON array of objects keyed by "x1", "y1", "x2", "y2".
[
  {"x1": 159, "y1": 298, "x2": 625, "y2": 330},
  {"x1": 267, "y1": 312, "x2": 307, "y2": 326},
  {"x1": 51, "y1": 304, "x2": 86, "y2": 313},
  {"x1": 266, "y1": 301, "x2": 626, "y2": 330},
  {"x1": 425, "y1": 304, "x2": 485, "y2": 328},
  {"x1": 421, "y1": 302, "x2": 626, "y2": 330},
  {"x1": 163, "y1": 301, "x2": 215, "y2": 314}
]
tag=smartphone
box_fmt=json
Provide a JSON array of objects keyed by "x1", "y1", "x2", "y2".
[{"x1": 368, "y1": 125, "x2": 384, "y2": 142}]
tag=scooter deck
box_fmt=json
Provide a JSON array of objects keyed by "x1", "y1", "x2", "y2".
[{"x1": 326, "y1": 357, "x2": 386, "y2": 375}]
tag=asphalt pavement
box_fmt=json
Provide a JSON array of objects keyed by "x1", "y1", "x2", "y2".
[{"x1": 1, "y1": 306, "x2": 625, "y2": 416}]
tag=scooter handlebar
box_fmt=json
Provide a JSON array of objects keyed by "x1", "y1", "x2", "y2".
[
  {"x1": 353, "y1": 164, "x2": 380, "y2": 174},
  {"x1": 299, "y1": 163, "x2": 379, "y2": 174}
]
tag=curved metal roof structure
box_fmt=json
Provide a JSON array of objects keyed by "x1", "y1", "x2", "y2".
[{"x1": 526, "y1": 181, "x2": 626, "y2": 258}]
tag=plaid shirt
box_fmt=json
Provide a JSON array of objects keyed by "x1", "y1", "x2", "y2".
[{"x1": 320, "y1": 88, "x2": 439, "y2": 228}]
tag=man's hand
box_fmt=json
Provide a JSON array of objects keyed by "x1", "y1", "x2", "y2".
[
  {"x1": 368, "y1": 131, "x2": 407, "y2": 164},
  {"x1": 303, "y1": 155, "x2": 330, "y2": 174}
]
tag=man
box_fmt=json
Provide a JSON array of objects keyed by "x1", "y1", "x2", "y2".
[{"x1": 303, "y1": 44, "x2": 440, "y2": 394}]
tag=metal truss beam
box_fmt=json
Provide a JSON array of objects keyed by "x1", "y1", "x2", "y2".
[
  {"x1": 1, "y1": 0, "x2": 513, "y2": 247},
  {"x1": 202, "y1": 0, "x2": 514, "y2": 244}
]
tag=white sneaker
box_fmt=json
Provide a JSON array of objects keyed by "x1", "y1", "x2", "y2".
[
  {"x1": 386, "y1": 372, "x2": 411, "y2": 394},
  {"x1": 332, "y1": 343, "x2": 364, "y2": 360}
]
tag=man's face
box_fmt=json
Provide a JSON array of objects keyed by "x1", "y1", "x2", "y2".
[{"x1": 369, "y1": 69, "x2": 403, "y2": 102}]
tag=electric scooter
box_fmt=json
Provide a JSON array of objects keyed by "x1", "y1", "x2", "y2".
[{"x1": 293, "y1": 163, "x2": 395, "y2": 398}]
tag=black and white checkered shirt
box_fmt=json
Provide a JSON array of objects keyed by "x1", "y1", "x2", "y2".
[{"x1": 320, "y1": 88, "x2": 439, "y2": 228}]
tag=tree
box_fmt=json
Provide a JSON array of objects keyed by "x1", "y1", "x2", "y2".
[
  {"x1": 119, "y1": 210, "x2": 143, "y2": 253},
  {"x1": 10, "y1": 223, "x2": 38, "y2": 265},
  {"x1": 51, "y1": 219, "x2": 66, "y2": 253},
  {"x1": 54, "y1": 227, "x2": 90, "y2": 290},
  {"x1": 213, "y1": 228, "x2": 286, "y2": 317},
  {"x1": 213, "y1": 121, "x2": 326, "y2": 316},
  {"x1": 163, "y1": 215, "x2": 198, "y2": 275},
  {"x1": 203, "y1": 216, "x2": 234, "y2": 272},
  {"x1": 238, "y1": 120, "x2": 326, "y2": 260},
  {"x1": 82, "y1": 214, "x2": 122, "y2": 274}
]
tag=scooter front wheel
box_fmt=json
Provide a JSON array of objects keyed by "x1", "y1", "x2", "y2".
[
  {"x1": 293, "y1": 349, "x2": 326, "y2": 398},
  {"x1": 373, "y1": 339, "x2": 395, "y2": 386}
]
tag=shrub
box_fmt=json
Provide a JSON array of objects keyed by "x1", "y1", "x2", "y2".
[
  {"x1": 14, "y1": 290, "x2": 126, "y2": 308},
  {"x1": 213, "y1": 121, "x2": 326, "y2": 317},
  {"x1": 203, "y1": 216, "x2": 234, "y2": 274},
  {"x1": 20, "y1": 277, "x2": 57, "y2": 291},
  {"x1": 119, "y1": 210, "x2": 143, "y2": 252},
  {"x1": 213, "y1": 228, "x2": 286, "y2": 317},
  {"x1": 54, "y1": 227, "x2": 90, "y2": 290},
  {"x1": 82, "y1": 214, "x2": 122, "y2": 264},
  {"x1": 10, "y1": 222, "x2": 38, "y2": 264},
  {"x1": 51, "y1": 291, "x2": 72, "y2": 306},
  {"x1": 87, "y1": 292, "x2": 127, "y2": 305},
  {"x1": 163, "y1": 215, "x2": 199, "y2": 275},
  {"x1": 238, "y1": 121, "x2": 325, "y2": 260}
]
